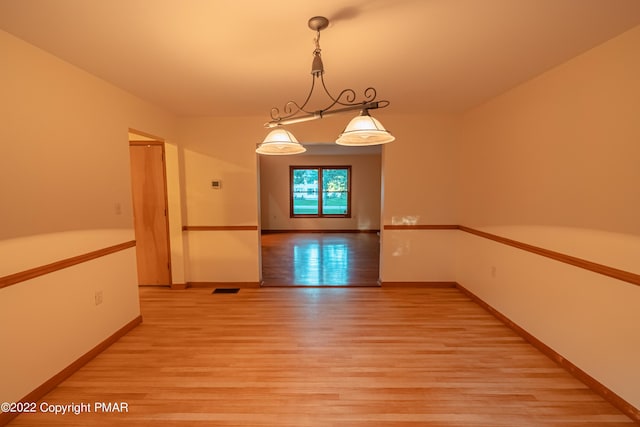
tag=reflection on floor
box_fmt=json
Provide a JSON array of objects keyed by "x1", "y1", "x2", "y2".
[{"x1": 261, "y1": 232, "x2": 380, "y2": 287}]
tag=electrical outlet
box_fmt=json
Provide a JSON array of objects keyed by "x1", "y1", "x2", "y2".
[
  {"x1": 94, "y1": 290, "x2": 103, "y2": 306},
  {"x1": 491, "y1": 266, "x2": 497, "y2": 278}
]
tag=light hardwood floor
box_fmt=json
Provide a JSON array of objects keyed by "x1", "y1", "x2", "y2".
[{"x1": 8, "y1": 286, "x2": 634, "y2": 426}]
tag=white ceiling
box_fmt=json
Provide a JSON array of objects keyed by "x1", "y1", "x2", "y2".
[{"x1": 1, "y1": 0, "x2": 640, "y2": 118}]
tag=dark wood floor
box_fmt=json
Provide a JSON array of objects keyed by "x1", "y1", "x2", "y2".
[
  {"x1": 261, "y1": 232, "x2": 380, "y2": 287},
  {"x1": 8, "y1": 286, "x2": 634, "y2": 426}
]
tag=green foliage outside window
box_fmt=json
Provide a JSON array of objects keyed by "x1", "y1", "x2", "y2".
[{"x1": 291, "y1": 166, "x2": 351, "y2": 217}]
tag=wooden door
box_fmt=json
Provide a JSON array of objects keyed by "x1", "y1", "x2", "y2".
[{"x1": 129, "y1": 142, "x2": 172, "y2": 285}]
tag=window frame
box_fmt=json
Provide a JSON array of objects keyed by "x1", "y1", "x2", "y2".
[{"x1": 290, "y1": 165, "x2": 352, "y2": 218}]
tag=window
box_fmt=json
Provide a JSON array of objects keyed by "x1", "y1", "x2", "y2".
[{"x1": 290, "y1": 166, "x2": 351, "y2": 218}]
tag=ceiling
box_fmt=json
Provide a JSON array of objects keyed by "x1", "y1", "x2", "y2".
[{"x1": 1, "y1": 0, "x2": 640, "y2": 119}]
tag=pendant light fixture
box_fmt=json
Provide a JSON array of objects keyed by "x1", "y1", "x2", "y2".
[
  {"x1": 336, "y1": 110, "x2": 395, "y2": 146},
  {"x1": 256, "y1": 16, "x2": 393, "y2": 155},
  {"x1": 256, "y1": 129, "x2": 306, "y2": 155}
]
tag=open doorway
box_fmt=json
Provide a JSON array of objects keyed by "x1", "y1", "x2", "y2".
[{"x1": 258, "y1": 144, "x2": 382, "y2": 286}]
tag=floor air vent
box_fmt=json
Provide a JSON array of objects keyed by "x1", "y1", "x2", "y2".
[{"x1": 212, "y1": 288, "x2": 240, "y2": 294}]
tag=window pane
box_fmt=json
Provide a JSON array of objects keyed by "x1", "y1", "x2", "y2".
[
  {"x1": 322, "y1": 191, "x2": 348, "y2": 215},
  {"x1": 292, "y1": 169, "x2": 318, "y2": 215},
  {"x1": 322, "y1": 169, "x2": 348, "y2": 215}
]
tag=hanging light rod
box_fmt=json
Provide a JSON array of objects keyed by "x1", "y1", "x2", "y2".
[
  {"x1": 257, "y1": 16, "x2": 394, "y2": 155},
  {"x1": 264, "y1": 100, "x2": 388, "y2": 128}
]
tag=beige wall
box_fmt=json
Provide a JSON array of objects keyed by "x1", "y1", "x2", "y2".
[
  {"x1": 176, "y1": 117, "x2": 262, "y2": 283},
  {"x1": 0, "y1": 29, "x2": 176, "y2": 404},
  {"x1": 458, "y1": 28, "x2": 640, "y2": 235},
  {"x1": 379, "y1": 113, "x2": 458, "y2": 282},
  {"x1": 381, "y1": 113, "x2": 459, "y2": 226},
  {"x1": 456, "y1": 25, "x2": 640, "y2": 408},
  {"x1": 259, "y1": 151, "x2": 382, "y2": 231}
]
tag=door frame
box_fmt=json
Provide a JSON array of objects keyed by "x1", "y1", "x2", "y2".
[{"x1": 129, "y1": 130, "x2": 173, "y2": 286}]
